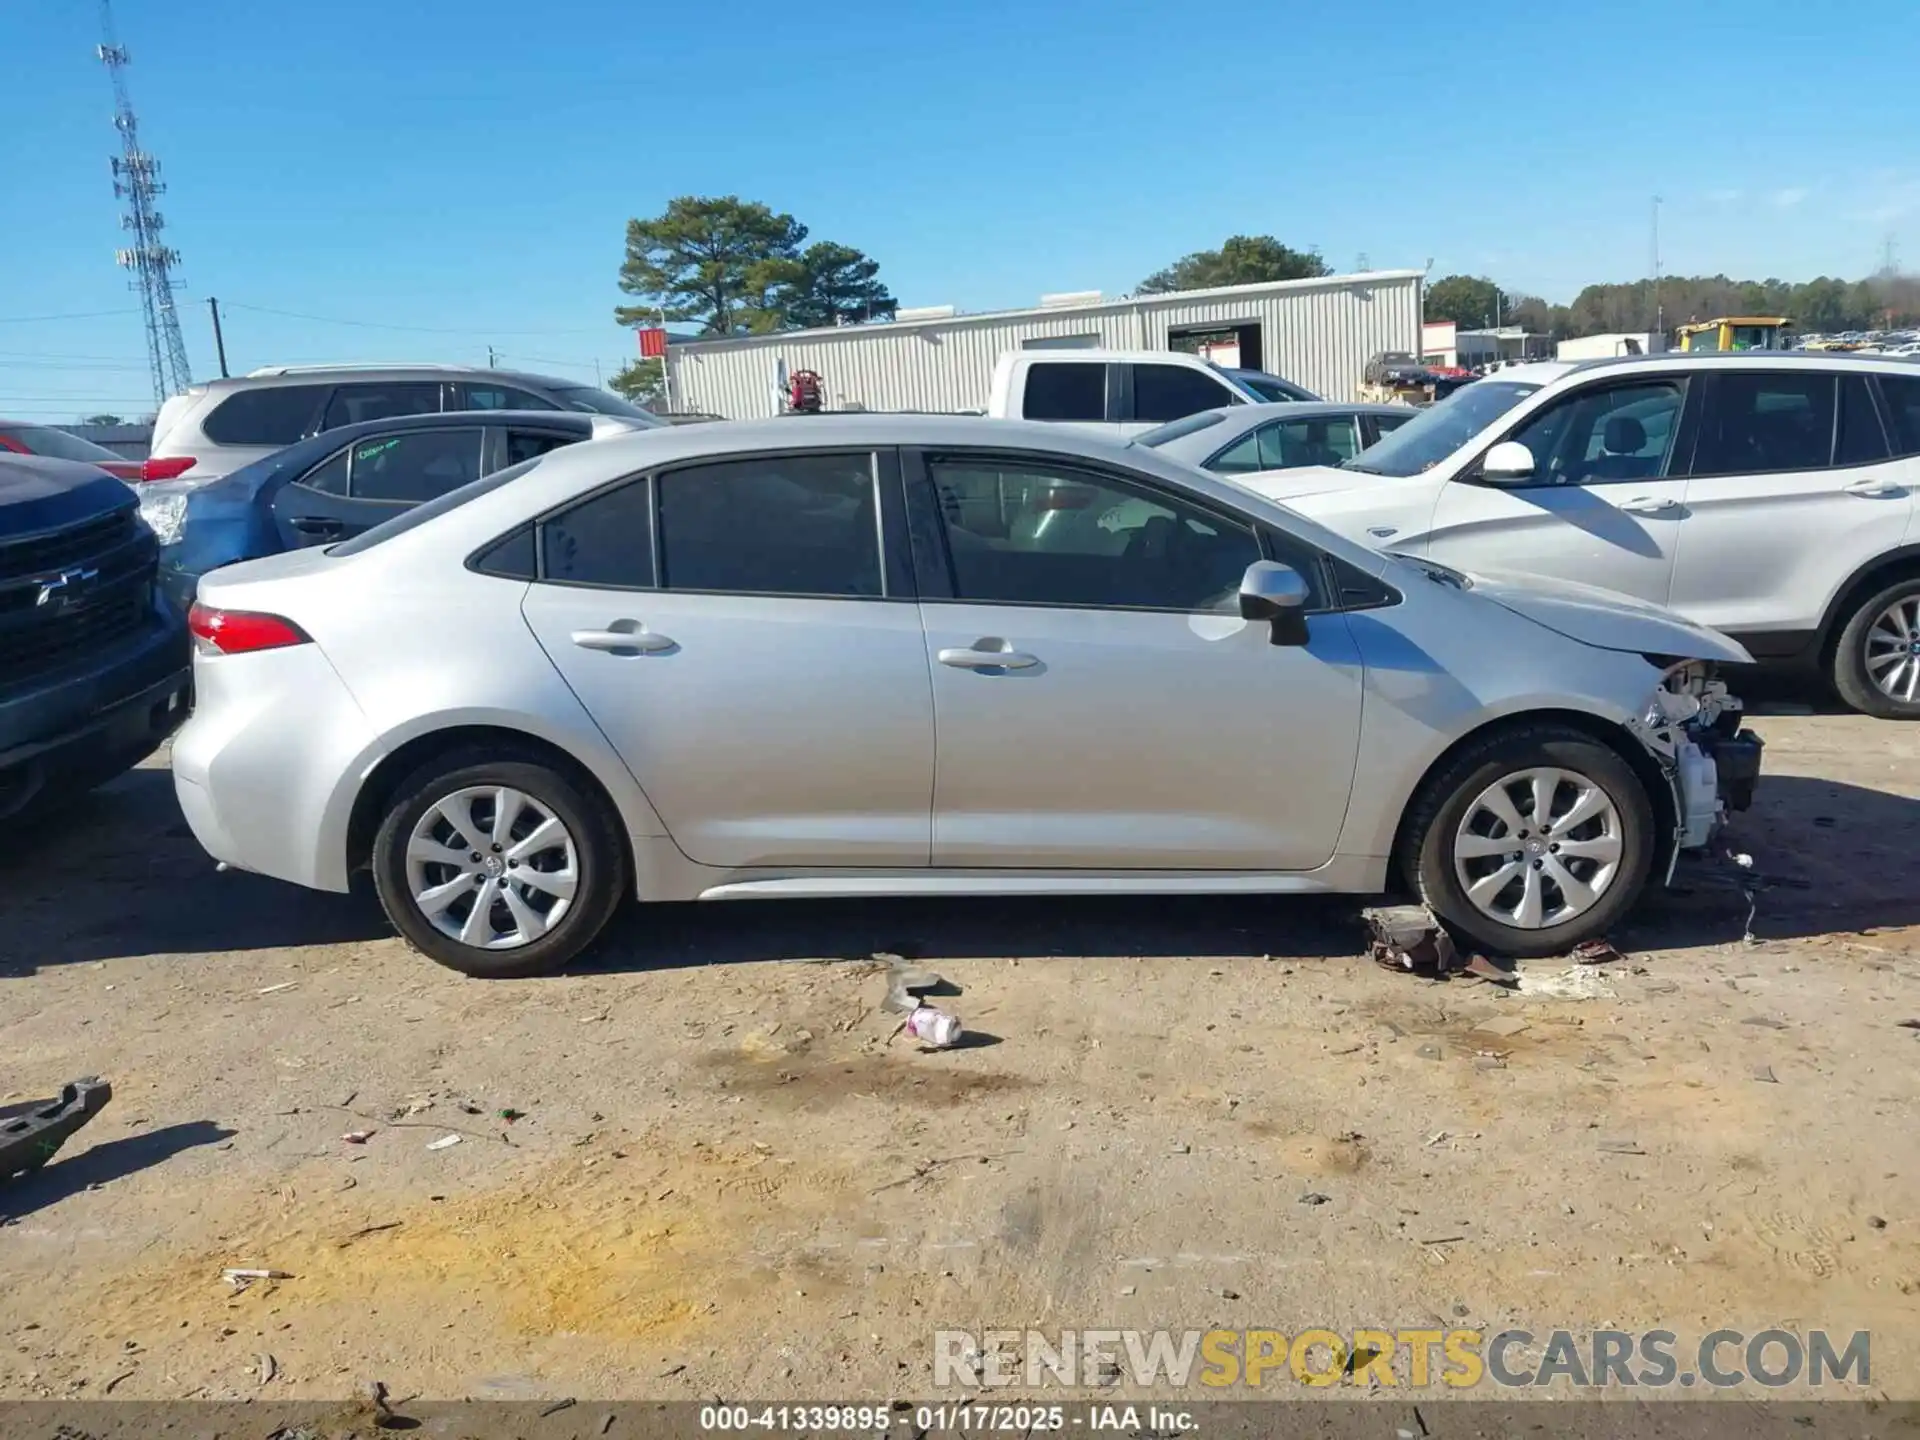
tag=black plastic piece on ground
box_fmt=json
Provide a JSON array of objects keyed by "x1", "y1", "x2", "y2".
[{"x1": 0, "y1": 1077, "x2": 113, "y2": 1183}]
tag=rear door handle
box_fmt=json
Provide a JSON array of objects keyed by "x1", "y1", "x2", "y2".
[
  {"x1": 938, "y1": 644, "x2": 1039, "y2": 671},
  {"x1": 1844, "y1": 479, "x2": 1907, "y2": 497},
  {"x1": 290, "y1": 516, "x2": 344, "y2": 537},
  {"x1": 571, "y1": 626, "x2": 676, "y2": 654},
  {"x1": 1618, "y1": 496, "x2": 1682, "y2": 515}
]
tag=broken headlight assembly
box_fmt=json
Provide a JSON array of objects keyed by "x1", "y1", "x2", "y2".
[{"x1": 1631, "y1": 658, "x2": 1765, "y2": 861}]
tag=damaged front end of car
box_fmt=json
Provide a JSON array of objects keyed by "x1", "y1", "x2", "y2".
[{"x1": 1627, "y1": 658, "x2": 1766, "y2": 882}]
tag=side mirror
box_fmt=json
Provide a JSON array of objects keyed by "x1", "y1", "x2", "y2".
[
  {"x1": 1238, "y1": 560, "x2": 1311, "y2": 647},
  {"x1": 1479, "y1": 440, "x2": 1537, "y2": 485}
]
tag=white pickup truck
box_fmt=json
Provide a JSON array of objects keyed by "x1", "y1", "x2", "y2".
[{"x1": 986, "y1": 350, "x2": 1317, "y2": 436}]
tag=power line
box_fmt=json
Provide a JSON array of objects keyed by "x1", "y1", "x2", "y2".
[
  {"x1": 220, "y1": 300, "x2": 620, "y2": 338},
  {"x1": 0, "y1": 309, "x2": 143, "y2": 325}
]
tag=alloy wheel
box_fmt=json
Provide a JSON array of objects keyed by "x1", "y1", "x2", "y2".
[
  {"x1": 404, "y1": 786, "x2": 579, "y2": 950},
  {"x1": 1451, "y1": 767, "x2": 1624, "y2": 930},
  {"x1": 1863, "y1": 595, "x2": 1920, "y2": 704}
]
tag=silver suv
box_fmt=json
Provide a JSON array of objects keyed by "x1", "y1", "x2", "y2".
[{"x1": 148, "y1": 365, "x2": 662, "y2": 481}]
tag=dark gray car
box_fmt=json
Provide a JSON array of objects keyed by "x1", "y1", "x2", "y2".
[{"x1": 1136, "y1": 402, "x2": 1416, "y2": 475}]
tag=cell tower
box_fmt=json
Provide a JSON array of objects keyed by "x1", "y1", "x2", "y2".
[{"x1": 97, "y1": 0, "x2": 192, "y2": 408}]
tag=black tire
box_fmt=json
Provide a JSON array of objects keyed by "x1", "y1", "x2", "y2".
[
  {"x1": 1831, "y1": 576, "x2": 1920, "y2": 719},
  {"x1": 370, "y1": 748, "x2": 626, "y2": 978},
  {"x1": 1397, "y1": 724, "x2": 1655, "y2": 959}
]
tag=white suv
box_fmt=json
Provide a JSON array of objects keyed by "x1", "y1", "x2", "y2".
[{"x1": 1236, "y1": 353, "x2": 1920, "y2": 717}]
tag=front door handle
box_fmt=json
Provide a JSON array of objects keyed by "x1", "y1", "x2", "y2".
[
  {"x1": 938, "y1": 642, "x2": 1039, "y2": 671},
  {"x1": 290, "y1": 516, "x2": 344, "y2": 537},
  {"x1": 1618, "y1": 496, "x2": 1682, "y2": 515},
  {"x1": 572, "y1": 625, "x2": 676, "y2": 654},
  {"x1": 1844, "y1": 479, "x2": 1907, "y2": 498}
]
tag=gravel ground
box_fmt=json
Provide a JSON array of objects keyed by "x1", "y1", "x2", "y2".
[{"x1": 2, "y1": 712, "x2": 1917, "y2": 1405}]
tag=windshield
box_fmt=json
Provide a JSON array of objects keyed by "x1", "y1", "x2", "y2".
[
  {"x1": 553, "y1": 385, "x2": 655, "y2": 421},
  {"x1": 1229, "y1": 370, "x2": 1316, "y2": 403},
  {"x1": 3, "y1": 424, "x2": 122, "y2": 463},
  {"x1": 1342, "y1": 380, "x2": 1540, "y2": 476},
  {"x1": 1136, "y1": 411, "x2": 1229, "y2": 448}
]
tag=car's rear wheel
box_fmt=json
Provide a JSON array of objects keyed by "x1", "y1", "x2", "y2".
[
  {"x1": 1399, "y1": 725, "x2": 1654, "y2": 958},
  {"x1": 371, "y1": 750, "x2": 626, "y2": 977},
  {"x1": 1831, "y1": 577, "x2": 1920, "y2": 719}
]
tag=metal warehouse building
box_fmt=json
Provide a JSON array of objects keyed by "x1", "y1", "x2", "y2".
[{"x1": 664, "y1": 268, "x2": 1423, "y2": 419}]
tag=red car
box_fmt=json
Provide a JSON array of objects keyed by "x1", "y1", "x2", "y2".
[{"x1": 0, "y1": 421, "x2": 195, "y2": 483}]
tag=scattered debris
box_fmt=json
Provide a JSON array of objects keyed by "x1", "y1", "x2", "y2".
[
  {"x1": 1331, "y1": 1043, "x2": 1366, "y2": 1055},
  {"x1": 1219, "y1": 1287, "x2": 1242, "y2": 1300},
  {"x1": 255, "y1": 1352, "x2": 277, "y2": 1386},
  {"x1": 1418, "y1": 1236, "x2": 1467, "y2": 1246},
  {"x1": 880, "y1": 960, "x2": 951, "y2": 1014},
  {"x1": 539, "y1": 1398, "x2": 577, "y2": 1418},
  {"x1": 1462, "y1": 954, "x2": 1518, "y2": 987},
  {"x1": 1120, "y1": 1285, "x2": 1137, "y2": 1296},
  {"x1": 1473, "y1": 1053, "x2": 1507, "y2": 1071},
  {"x1": 904, "y1": 1005, "x2": 963, "y2": 1048},
  {"x1": 1515, "y1": 966, "x2": 1615, "y2": 1000},
  {"x1": 1170, "y1": 1141, "x2": 1191, "y2": 1155},
  {"x1": 1363, "y1": 905, "x2": 1460, "y2": 976},
  {"x1": 1425, "y1": 1131, "x2": 1450, "y2": 1147},
  {"x1": 1299, "y1": 1192, "x2": 1331, "y2": 1206},
  {"x1": 336, "y1": 1221, "x2": 403, "y2": 1247},
  {"x1": 256, "y1": 982, "x2": 298, "y2": 995},
  {"x1": 358, "y1": 1378, "x2": 393, "y2": 1420},
  {"x1": 341, "y1": 1130, "x2": 375, "y2": 1145},
  {"x1": 1869, "y1": 1216, "x2": 1888, "y2": 1230},
  {"x1": 1596, "y1": 1139, "x2": 1646, "y2": 1155},
  {"x1": 1416, "y1": 1043, "x2": 1444, "y2": 1060},
  {"x1": 1897, "y1": 1020, "x2": 1920, "y2": 1032},
  {"x1": 223, "y1": 1267, "x2": 291, "y2": 1290},
  {"x1": 1472, "y1": 1015, "x2": 1531, "y2": 1039},
  {"x1": 498, "y1": 1108, "x2": 526, "y2": 1122},
  {"x1": 658, "y1": 1364, "x2": 687, "y2": 1379},
  {"x1": 1742, "y1": 1016, "x2": 1789, "y2": 1030},
  {"x1": 102, "y1": 1370, "x2": 137, "y2": 1394},
  {"x1": 1751, "y1": 1064, "x2": 1778, "y2": 1084},
  {"x1": 426, "y1": 1134, "x2": 462, "y2": 1151},
  {"x1": 1570, "y1": 938, "x2": 1627, "y2": 966},
  {"x1": 1, "y1": 1077, "x2": 113, "y2": 1184}
]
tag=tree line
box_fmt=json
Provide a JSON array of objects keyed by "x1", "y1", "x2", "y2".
[
  {"x1": 1426, "y1": 270, "x2": 1920, "y2": 339},
  {"x1": 607, "y1": 204, "x2": 1918, "y2": 402}
]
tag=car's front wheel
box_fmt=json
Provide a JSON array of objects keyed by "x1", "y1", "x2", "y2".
[
  {"x1": 1399, "y1": 724, "x2": 1654, "y2": 958},
  {"x1": 1831, "y1": 576, "x2": 1920, "y2": 719},
  {"x1": 371, "y1": 749, "x2": 626, "y2": 977}
]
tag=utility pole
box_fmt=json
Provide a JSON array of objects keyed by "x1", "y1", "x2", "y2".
[
  {"x1": 206, "y1": 296, "x2": 229, "y2": 377},
  {"x1": 1651, "y1": 195, "x2": 1664, "y2": 341},
  {"x1": 98, "y1": 0, "x2": 192, "y2": 409},
  {"x1": 487, "y1": 345, "x2": 497, "y2": 369}
]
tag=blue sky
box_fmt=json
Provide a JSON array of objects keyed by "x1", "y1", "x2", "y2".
[{"x1": 3, "y1": 0, "x2": 1916, "y2": 420}]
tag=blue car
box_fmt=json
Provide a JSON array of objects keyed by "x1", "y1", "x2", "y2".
[{"x1": 149, "y1": 409, "x2": 652, "y2": 610}]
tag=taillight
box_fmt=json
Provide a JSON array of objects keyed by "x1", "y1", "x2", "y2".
[
  {"x1": 140, "y1": 456, "x2": 197, "y2": 483},
  {"x1": 187, "y1": 602, "x2": 311, "y2": 655}
]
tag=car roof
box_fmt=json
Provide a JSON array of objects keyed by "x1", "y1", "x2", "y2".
[
  {"x1": 1558, "y1": 350, "x2": 1920, "y2": 380},
  {"x1": 210, "y1": 365, "x2": 583, "y2": 391}
]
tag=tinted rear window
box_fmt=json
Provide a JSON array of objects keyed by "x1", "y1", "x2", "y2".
[
  {"x1": 0, "y1": 424, "x2": 121, "y2": 462},
  {"x1": 1022, "y1": 363, "x2": 1106, "y2": 421},
  {"x1": 330, "y1": 457, "x2": 541, "y2": 556},
  {"x1": 202, "y1": 386, "x2": 330, "y2": 445}
]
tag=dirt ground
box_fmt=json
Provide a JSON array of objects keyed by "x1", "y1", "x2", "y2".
[{"x1": 3, "y1": 711, "x2": 1918, "y2": 1406}]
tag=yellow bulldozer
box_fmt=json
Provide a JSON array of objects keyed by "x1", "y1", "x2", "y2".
[{"x1": 1672, "y1": 316, "x2": 1795, "y2": 353}]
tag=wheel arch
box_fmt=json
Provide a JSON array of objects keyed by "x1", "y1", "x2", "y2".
[
  {"x1": 1388, "y1": 708, "x2": 1676, "y2": 892},
  {"x1": 345, "y1": 724, "x2": 636, "y2": 883},
  {"x1": 1815, "y1": 544, "x2": 1920, "y2": 671}
]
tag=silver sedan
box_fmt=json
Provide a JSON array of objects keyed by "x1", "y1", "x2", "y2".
[
  {"x1": 1137, "y1": 401, "x2": 1418, "y2": 475},
  {"x1": 172, "y1": 415, "x2": 1761, "y2": 977}
]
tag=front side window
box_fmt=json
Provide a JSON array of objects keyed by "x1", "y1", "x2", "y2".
[
  {"x1": 1504, "y1": 381, "x2": 1684, "y2": 486},
  {"x1": 657, "y1": 453, "x2": 881, "y2": 597},
  {"x1": 348, "y1": 428, "x2": 485, "y2": 503},
  {"x1": 1256, "y1": 415, "x2": 1360, "y2": 469},
  {"x1": 322, "y1": 382, "x2": 442, "y2": 431},
  {"x1": 1022, "y1": 363, "x2": 1106, "y2": 422},
  {"x1": 1691, "y1": 373, "x2": 1834, "y2": 476},
  {"x1": 1879, "y1": 374, "x2": 1920, "y2": 459},
  {"x1": 928, "y1": 458, "x2": 1262, "y2": 612},
  {"x1": 543, "y1": 478, "x2": 655, "y2": 589},
  {"x1": 202, "y1": 385, "x2": 331, "y2": 445},
  {"x1": 1133, "y1": 365, "x2": 1235, "y2": 424}
]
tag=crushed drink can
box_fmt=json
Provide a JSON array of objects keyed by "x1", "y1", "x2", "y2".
[{"x1": 906, "y1": 1005, "x2": 963, "y2": 1048}]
